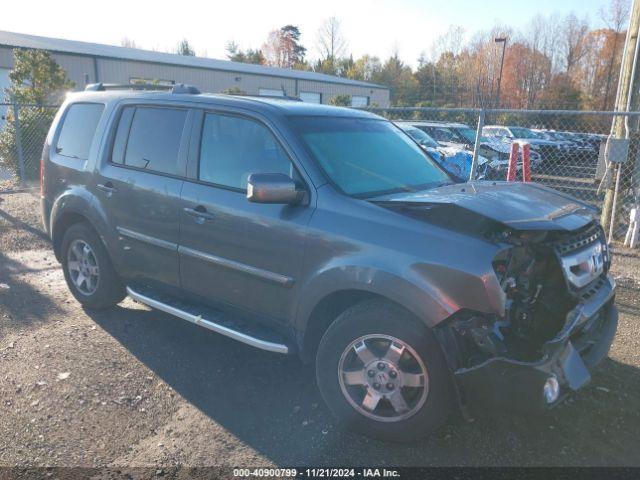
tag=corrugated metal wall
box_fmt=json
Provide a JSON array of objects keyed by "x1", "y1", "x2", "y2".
[{"x1": 0, "y1": 46, "x2": 390, "y2": 106}]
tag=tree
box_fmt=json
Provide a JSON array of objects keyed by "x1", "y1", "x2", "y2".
[
  {"x1": 120, "y1": 37, "x2": 139, "y2": 49},
  {"x1": 345, "y1": 55, "x2": 382, "y2": 82},
  {"x1": 221, "y1": 86, "x2": 247, "y2": 95},
  {"x1": 5, "y1": 49, "x2": 74, "y2": 104},
  {"x1": 316, "y1": 17, "x2": 348, "y2": 75},
  {"x1": 226, "y1": 41, "x2": 265, "y2": 65},
  {"x1": 374, "y1": 52, "x2": 419, "y2": 106},
  {"x1": 330, "y1": 94, "x2": 351, "y2": 106},
  {"x1": 599, "y1": 0, "x2": 631, "y2": 108},
  {"x1": 176, "y1": 39, "x2": 196, "y2": 56},
  {"x1": 263, "y1": 25, "x2": 306, "y2": 69},
  {"x1": 0, "y1": 49, "x2": 74, "y2": 180},
  {"x1": 560, "y1": 14, "x2": 590, "y2": 74},
  {"x1": 540, "y1": 73, "x2": 583, "y2": 110}
]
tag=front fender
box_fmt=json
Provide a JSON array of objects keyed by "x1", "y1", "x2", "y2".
[{"x1": 294, "y1": 253, "x2": 506, "y2": 349}]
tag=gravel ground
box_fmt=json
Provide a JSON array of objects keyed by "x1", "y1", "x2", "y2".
[{"x1": 1, "y1": 190, "x2": 639, "y2": 468}]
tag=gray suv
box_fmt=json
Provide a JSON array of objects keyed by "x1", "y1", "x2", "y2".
[{"x1": 41, "y1": 84, "x2": 617, "y2": 442}]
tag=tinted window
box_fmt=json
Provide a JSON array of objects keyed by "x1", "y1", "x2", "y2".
[
  {"x1": 56, "y1": 103, "x2": 104, "y2": 160},
  {"x1": 111, "y1": 107, "x2": 135, "y2": 165},
  {"x1": 292, "y1": 116, "x2": 450, "y2": 197},
  {"x1": 199, "y1": 113, "x2": 293, "y2": 189},
  {"x1": 123, "y1": 107, "x2": 187, "y2": 175}
]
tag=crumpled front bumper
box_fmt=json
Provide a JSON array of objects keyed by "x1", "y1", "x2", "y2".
[{"x1": 454, "y1": 276, "x2": 618, "y2": 413}]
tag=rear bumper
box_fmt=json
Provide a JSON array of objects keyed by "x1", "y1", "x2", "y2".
[{"x1": 454, "y1": 277, "x2": 617, "y2": 413}]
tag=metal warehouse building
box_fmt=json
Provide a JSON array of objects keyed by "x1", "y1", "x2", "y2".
[{"x1": 0, "y1": 30, "x2": 390, "y2": 107}]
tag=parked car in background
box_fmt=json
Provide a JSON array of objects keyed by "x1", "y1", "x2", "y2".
[
  {"x1": 396, "y1": 123, "x2": 493, "y2": 181},
  {"x1": 401, "y1": 121, "x2": 535, "y2": 179},
  {"x1": 483, "y1": 125, "x2": 560, "y2": 168},
  {"x1": 536, "y1": 130, "x2": 600, "y2": 158}
]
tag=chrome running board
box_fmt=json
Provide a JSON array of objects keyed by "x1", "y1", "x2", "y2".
[{"x1": 126, "y1": 287, "x2": 289, "y2": 354}]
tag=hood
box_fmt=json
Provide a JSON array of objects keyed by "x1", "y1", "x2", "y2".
[
  {"x1": 481, "y1": 140, "x2": 512, "y2": 154},
  {"x1": 519, "y1": 138, "x2": 558, "y2": 147},
  {"x1": 371, "y1": 181, "x2": 597, "y2": 231}
]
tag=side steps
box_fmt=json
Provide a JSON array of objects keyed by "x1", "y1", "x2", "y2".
[{"x1": 126, "y1": 286, "x2": 291, "y2": 354}]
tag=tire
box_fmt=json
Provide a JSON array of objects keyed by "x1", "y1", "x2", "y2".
[
  {"x1": 60, "y1": 222, "x2": 126, "y2": 309},
  {"x1": 316, "y1": 299, "x2": 453, "y2": 442}
]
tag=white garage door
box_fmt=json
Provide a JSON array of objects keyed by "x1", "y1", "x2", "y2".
[
  {"x1": 299, "y1": 91, "x2": 321, "y2": 103},
  {"x1": 258, "y1": 88, "x2": 285, "y2": 97},
  {"x1": 351, "y1": 95, "x2": 370, "y2": 107}
]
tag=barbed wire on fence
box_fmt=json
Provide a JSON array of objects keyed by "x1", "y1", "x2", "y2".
[{"x1": 1, "y1": 102, "x2": 638, "y2": 242}]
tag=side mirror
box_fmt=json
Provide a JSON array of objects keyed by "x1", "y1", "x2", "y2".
[{"x1": 247, "y1": 173, "x2": 304, "y2": 204}]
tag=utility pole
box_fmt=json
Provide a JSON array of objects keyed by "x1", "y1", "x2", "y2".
[
  {"x1": 601, "y1": 0, "x2": 640, "y2": 236},
  {"x1": 494, "y1": 37, "x2": 507, "y2": 109}
]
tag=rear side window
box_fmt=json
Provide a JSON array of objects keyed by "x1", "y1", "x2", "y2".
[
  {"x1": 198, "y1": 113, "x2": 293, "y2": 189},
  {"x1": 111, "y1": 106, "x2": 187, "y2": 175},
  {"x1": 55, "y1": 103, "x2": 104, "y2": 160}
]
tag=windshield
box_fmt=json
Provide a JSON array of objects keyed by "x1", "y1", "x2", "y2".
[
  {"x1": 291, "y1": 116, "x2": 450, "y2": 197},
  {"x1": 509, "y1": 127, "x2": 540, "y2": 139},
  {"x1": 424, "y1": 127, "x2": 458, "y2": 143},
  {"x1": 401, "y1": 126, "x2": 439, "y2": 148},
  {"x1": 453, "y1": 126, "x2": 490, "y2": 143}
]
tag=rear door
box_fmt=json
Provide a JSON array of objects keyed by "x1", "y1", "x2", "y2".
[
  {"x1": 95, "y1": 103, "x2": 192, "y2": 288},
  {"x1": 178, "y1": 109, "x2": 314, "y2": 324}
]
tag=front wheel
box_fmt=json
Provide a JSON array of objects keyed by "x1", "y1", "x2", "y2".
[{"x1": 316, "y1": 300, "x2": 453, "y2": 441}]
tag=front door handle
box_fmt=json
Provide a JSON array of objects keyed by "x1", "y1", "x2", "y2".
[
  {"x1": 96, "y1": 182, "x2": 117, "y2": 197},
  {"x1": 183, "y1": 206, "x2": 215, "y2": 222}
]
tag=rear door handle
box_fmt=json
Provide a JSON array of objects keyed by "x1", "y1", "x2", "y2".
[
  {"x1": 96, "y1": 182, "x2": 117, "y2": 196},
  {"x1": 183, "y1": 206, "x2": 215, "y2": 222}
]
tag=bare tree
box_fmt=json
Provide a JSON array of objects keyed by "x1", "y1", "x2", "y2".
[
  {"x1": 316, "y1": 17, "x2": 348, "y2": 73},
  {"x1": 176, "y1": 39, "x2": 196, "y2": 56},
  {"x1": 120, "y1": 37, "x2": 139, "y2": 49},
  {"x1": 600, "y1": 0, "x2": 631, "y2": 108},
  {"x1": 561, "y1": 13, "x2": 590, "y2": 74}
]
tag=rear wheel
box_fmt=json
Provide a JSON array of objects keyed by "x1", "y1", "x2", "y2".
[
  {"x1": 316, "y1": 299, "x2": 453, "y2": 441},
  {"x1": 61, "y1": 223, "x2": 125, "y2": 309}
]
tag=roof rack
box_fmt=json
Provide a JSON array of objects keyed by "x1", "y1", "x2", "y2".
[
  {"x1": 226, "y1": 93, "x2": 303, "y2": 102},
  {"x1": 84, "y1": 82, "x2": 201, "y2": 94}
]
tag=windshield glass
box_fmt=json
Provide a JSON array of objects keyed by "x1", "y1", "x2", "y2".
[
  {"x1": 291, "y1": 116, "x2": 450, "y2": 197},
  {"x1": 509, "y1": 127, "x2": 540, "y2": 139},
  {"x1": 453, "y1": 126, "x2": 490, "y2": 143},
  {"x1": 425, "y1": 127, "x2": 458, "y2": 142},
  {"x1": 401, "y1": 126, "x2": 439, "y2": 148}
]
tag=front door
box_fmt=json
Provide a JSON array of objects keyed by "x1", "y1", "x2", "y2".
[{"x1": 178, "y1": 111, "x2": 314, "y2": 323}]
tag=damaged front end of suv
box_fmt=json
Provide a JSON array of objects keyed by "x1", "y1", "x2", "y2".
[
  {"x1": 375, "y1": 182, "x2": 618, "y2": 415},
  {"x1": 440, "y1": 222, "x2": 617, "y2": 413}
]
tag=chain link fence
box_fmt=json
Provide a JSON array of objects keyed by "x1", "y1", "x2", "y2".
[
  {"x1": 1, "y1": 102, "x2": 638, "y2": 242},
  {"x1": 0, "y1": 103, "x2": 58, "y2": 189}
]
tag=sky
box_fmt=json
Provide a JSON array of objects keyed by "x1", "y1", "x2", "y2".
[{"x1": 1, "y1": 0, "x2": 617, "y2": 68}]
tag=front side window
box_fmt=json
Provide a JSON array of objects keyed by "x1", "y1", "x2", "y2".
[
  {"x1": 292, "y1": 116, "x2": 450, "y2": 197},
  {"x1": 198, "y1": 113, "x2": 293, "y2": 189},
  {"x1": 56, "y1": 103, "x2": 104, "y2": 160},
  {"x1": 113, "y1": 106, "x2": 187, "y2": 175}
]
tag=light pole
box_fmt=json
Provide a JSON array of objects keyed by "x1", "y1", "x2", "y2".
[{"x1": 494, "y1": 37, "x2": 507, "y2": 109}]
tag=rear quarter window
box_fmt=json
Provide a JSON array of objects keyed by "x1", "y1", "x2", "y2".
[{"x1": 55, "y1": 103, "x2": 104, "y2": 160}]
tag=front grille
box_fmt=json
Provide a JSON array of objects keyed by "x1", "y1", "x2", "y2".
[
  {"x1": 548, "y1": 223, "x2": 609, "y2": 293},
  {"x1": 552, "y1": 223, "x2": 603, "y2": 256}
]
